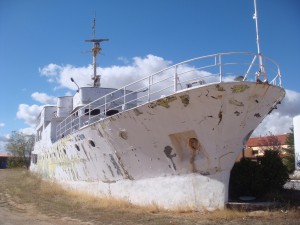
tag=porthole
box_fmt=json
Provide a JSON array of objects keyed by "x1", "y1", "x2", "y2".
[
  {"x1": 188, "y1": 138, "x2": 200, "y2": 151},
  {"x1": 89, "y1": 140, "x2": 95, "y2": 147},
  {"x1": 75, "y1": 144, "x2": 80, "y2": 151},
  {"x1": 119, "y1": 130, "x2": 128, "y2": 140}
]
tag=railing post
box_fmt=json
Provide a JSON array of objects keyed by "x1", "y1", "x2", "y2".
[
  {"x1": 123, "y1": 87, "x2": 126, "y2": 110},
  {"x1": 56, "y1": 126, "x2": 59, "y2": 140},
  {"x1": 104, "y1": 95, "x2": 107, "y2": 118},
  {"x1": 244, "y1": 55, "x2": 257, "y2": 81},
  {"x1": 71, "y1": 115, "x2": 73, "y2": 132},
  {"x1": 148, "y1": 76, "x2": 151, "y2": 102},
  {"x1": 219, "y1": 54, "x2": 222, "y2": 82},
  {"x1": 174, "y1": 65, "x2": 178, "y2": 92},
  {"x1": 79, "y1": 110, "x2": 81, "y2": 129},
  {"x1": 88, "y1": 105, "x2": 91, "y2": 125},
  {"x1": 278, "y1": 68, "x2": 282, "y2": 87}
]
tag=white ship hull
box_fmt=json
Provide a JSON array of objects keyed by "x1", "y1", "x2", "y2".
[{"x1": 31, "y1": 81, "x2": 285, "y2": 210}]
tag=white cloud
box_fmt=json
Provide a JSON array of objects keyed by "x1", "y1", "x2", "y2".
[
  {"x1": 0, "y1": 135, "x2": 8, "y2": 152},
  {"x1": 276, "y1": 89, "x2": 300, "y2": 117},
  {"x1": 0, "y1": 135, "x2": 8, "y2": 142},
  {"x1": 0, "y1": 123, "x2": 4, "y2": 128},
  {"x1": 253, "y1": 89, "x2": 300, "y2": 136},
  {"x1": 31, "y1": 92, "x2": 57, "y2": 105},
  {"x1": 39, "y1": 63, "x2": 62, "y2": 76},
  {"x1": 16, "y1": 104, "x2": 43, "y2": 127},
  {"x1": 19, "y1": 127, "x2": 35, "y2": 135},
  {"x1": 39, "y1": 55, "x2": 172, "y2": 90},
  {"x1": 117, "y1": 56, "x2": 129, "y2": 64}
]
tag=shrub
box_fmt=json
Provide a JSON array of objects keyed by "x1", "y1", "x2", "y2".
[
  {"x1": 229, "y1": 150, "x2": 289, "y2": 200},
  {"x1": 7, "y1": 157, "x2": 26, "y2": 168},
  {"x1": 257, "y1": 150, "x2": 289, "y2": 192}
]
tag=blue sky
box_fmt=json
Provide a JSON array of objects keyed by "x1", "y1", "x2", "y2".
[{"x1": 0, "y1": 0, "x2": 300, "y2": 151}]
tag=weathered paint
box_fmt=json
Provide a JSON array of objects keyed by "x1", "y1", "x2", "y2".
[
  {"x1": 179, "y1": 94, "x2": 190, "y2": 107},
  {"x1": 231, "y1": 84, "x2": 249, "y2": 93},
  {"x1": 215, "y1": 84, "x2": 226, "y2": 92},
  {"x1": 31, "y1": 82, "x2": 285, "y2": 211},
  {"x1": 163, "y1": 146, "x2": 177, "y2": 170},
  {"x1": 229, "y1": 99, "x2": 244, "y2": 107}
]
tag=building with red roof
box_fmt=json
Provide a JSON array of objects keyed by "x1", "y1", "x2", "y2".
[
  {"x1": 0, "y1": 152, "x2": 13, "y2": 169},
  {"x1": 236, "y1": 134, "x2": 289, "y2": 161}
]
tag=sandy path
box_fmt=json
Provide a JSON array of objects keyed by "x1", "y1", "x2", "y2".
[
  {"x1": 0, "y1": 202, "x2": 93, "y2": 225},
  {"x1": 0, "y1": 169, "x2": 92, "y2": 225}
]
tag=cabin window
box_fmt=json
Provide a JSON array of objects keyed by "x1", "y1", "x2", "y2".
[
  {"x1": 106, "y1": 109, "x2": 119, "y2": 116},
  {"x1": 84, "y1": 108, "x2": 100, "y2": 116},
  {"x1": 75, "y1": 144, "x2": 80, "y2": 151},
  {"x1": 89, "y1": 140, "x2": 96, "y2": 147},
  {"x1": 91, "y1": 109, "x2": 100, "y2": 115}
]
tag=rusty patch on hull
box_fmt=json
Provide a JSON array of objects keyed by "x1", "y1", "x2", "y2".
[
  {"x1": 218, "y1": 110, "x2": 223, "y2": 125},
  {"x1": 133, "y1": 108, "x2": 143, "y2": 116},
  {"x1": 234, "y1": 111, "x2": 241, "y2": 116},
  {"x1": 254, "y1": 113, "x2": 261, "y2": 118},
  {"x1": 164, "y1": 146, "x2": 177, "y2": 170},
  {"x1": 229, "y1": 99, "x2": 244, "y2": 107},
  {"x1": 149, "y1": 96, "x2": 177, "y2": 108},
  {"x1": 215, "y1": 84, "x2": 225, "y2": 91},
  {"x1": 179, "y1": 94, "x2": 190, "y2": 107},
  {"x1": 188, "y1": 138, "x2": 200, "y2": 172},
  {"x1": 119, "y1": 130, "x2": 128, "y2": 140},
  {"x1": 231, "y1": 84, "x2": 249, "y2": 93},
  {"x1": 109, "y1": 154, "x2": 123, "y2": 176}
]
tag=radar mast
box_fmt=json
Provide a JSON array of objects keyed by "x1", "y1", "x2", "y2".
[
  {"x1": 85, "y1": 18, "x2": 108, "y2": 87},
  {"x1": 253, "y1": 0, "x2": 267, "y2": 82}
]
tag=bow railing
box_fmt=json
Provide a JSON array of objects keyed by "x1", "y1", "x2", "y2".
[{"x1": 56, "y1": 52, "x2": 282, "y2": 140}]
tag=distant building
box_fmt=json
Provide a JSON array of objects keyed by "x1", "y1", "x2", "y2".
[
  {"x1": 0, "y1": 152, "x2": 13, "y2": 169},
  {"x1": 236, "y1": 134, "x2": 289, "y2": 161}
]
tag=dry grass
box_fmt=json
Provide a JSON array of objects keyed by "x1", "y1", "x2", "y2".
[{"x1": 1, "y1": 168, "x2": 300, "y2": 225}]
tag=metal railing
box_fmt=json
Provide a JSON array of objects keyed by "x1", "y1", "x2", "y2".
[{"x1": 56, "y1": 52, "x2": 282, "y2": 140}]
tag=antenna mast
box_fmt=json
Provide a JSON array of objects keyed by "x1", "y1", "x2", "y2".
[
  {"x1": 85, "y1": 18, "x2": 109, "y2": 87},
  {"x1": 253, "y1": 0, "x2": 266, "y2": 81}
]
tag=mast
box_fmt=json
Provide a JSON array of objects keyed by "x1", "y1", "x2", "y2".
[
  {"x1": 253, "y1": 0, "x2": 266, "y2": 81},
  {"x1": 85, "y1": 18, "x2": 109, "y2": 87}
]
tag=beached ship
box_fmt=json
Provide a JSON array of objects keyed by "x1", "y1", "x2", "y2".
[{"x1": 30, "y1": 2, "x2": 285, "y2": 210}]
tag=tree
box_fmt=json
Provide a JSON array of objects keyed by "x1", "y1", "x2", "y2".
[
  {"x1": 229, "y1": 149, "x2": 289, "y2": 200},
  {"x1": 5, "y1": 131, "x2": 35, "y2": 168},
  {"x1": 258, "y1": 150, "x2": 289, "y2": 192},
  {"x1": 282, "y1": 127, "x2": 295, "y2": 173}
]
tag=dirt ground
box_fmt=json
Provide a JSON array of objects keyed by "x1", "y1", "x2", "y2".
[{"x1": 1, "y1": 169, "x2": 300, "y2": 225}]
